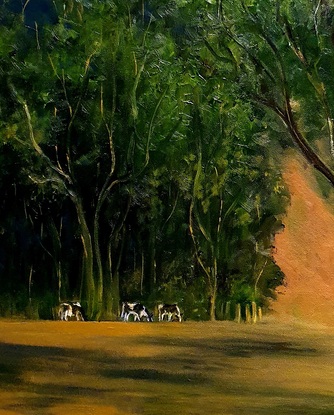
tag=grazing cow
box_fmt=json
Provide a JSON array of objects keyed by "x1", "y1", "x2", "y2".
[
  {"x1": 120, "y1": 302, "x2": 153, "y2": 322},
  {"x1": 58, "y1": 302, "x2": 72, "y2": 321},
  {"x1": 71, "y1": 301, "x2": 85, "y2": 321},
  {"x1": 158, "y1": 303, "x2": 182, "y2": 322},
  {"x1": 58, "y1": 301, "x2": 85, "y2": 321}
]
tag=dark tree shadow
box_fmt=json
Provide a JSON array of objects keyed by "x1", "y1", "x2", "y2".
[{"x1": 0, "y1": 334, "x2": 331, "y2": 415}]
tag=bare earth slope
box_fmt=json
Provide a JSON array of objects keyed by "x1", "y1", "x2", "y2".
[{"x1": 272, "y1": 152, "x2": 334, "y2": 325}]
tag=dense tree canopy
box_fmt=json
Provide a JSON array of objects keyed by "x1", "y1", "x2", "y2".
[{"x1": 2, "y1": 0, "x2": 318, "y2": 321}]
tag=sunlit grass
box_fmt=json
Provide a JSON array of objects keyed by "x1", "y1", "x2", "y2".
[{"x1": 1, "y1": 319, "x2": 334, "y2": 414}]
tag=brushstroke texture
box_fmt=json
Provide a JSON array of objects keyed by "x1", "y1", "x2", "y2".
[{"x1": 273, "y1": 151, "x2": 334, "y2": 325}]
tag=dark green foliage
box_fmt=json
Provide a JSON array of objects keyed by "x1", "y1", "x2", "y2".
[{"x1": 0, "y1": 0, "x2": 294, "y2": 320}]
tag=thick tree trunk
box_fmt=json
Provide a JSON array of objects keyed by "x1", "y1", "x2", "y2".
[
  {"x1": 100, "y1": 263, "x2": 113, "y2": 320},
  {"x1": 99, "y1": 200, "x2": 129, "y2": 320}
]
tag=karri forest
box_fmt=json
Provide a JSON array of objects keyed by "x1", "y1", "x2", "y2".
[{"x1": 1, "y1": 0, "x2": 334, "y2": 321}]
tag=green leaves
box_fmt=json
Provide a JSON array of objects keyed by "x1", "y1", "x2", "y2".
[{"x1": 0, "y1": 0, "x2": 291, "y2": 318}]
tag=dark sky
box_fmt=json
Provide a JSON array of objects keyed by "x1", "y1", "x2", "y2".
[{"x1": 1, "y1": 0, "x2": 57, "y2": 26}]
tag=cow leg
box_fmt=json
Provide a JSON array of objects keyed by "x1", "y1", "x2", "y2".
[
  {"x1": 133, "y1": 312, "x2": 140, "y2": 322},
  {"x1": 120, "y1": 303, "x2": 127, "y2": 320},
  {"x1": 139, "y1": 310, "x2": 148, "y2": 321},
  {"x1": 127, "y1": 311, "x2": 140, "y2": 321},
  {"x1": 176, "y1": 306, "x2": 182, "y2": 322},
  {"x1": 127, "y1": 312, "x2": 132, "y2": 321}
]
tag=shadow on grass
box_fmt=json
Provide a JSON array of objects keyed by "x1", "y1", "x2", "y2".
[
  {"x1": 138, "y1": 335, "x2": 319, "y2": 358},
  {"x1": 0, "y1": 336, "x2": 330, "y2": 415},
  {"x1": 102, "y1": 367, "x2": 206, "y2": 383}
]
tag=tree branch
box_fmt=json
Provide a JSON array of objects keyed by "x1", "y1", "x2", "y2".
[{"x1": 9, "y1": 82, "x2": 74, "y2": 189}]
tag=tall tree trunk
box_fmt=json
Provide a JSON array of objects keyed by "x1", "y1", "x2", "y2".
[
  {"x1": 73, "y1": 196, "x2": 95, "y2": 318},
  {"x1": 109, "y1": 225, "x2": 127, "y2": 319},
  {"x1": 93, "y1": 183, "x2": 126, "y2": 317},
  {"x1": 209, "y1": 261, "x2": 218, "y2": 321},
  {"x1": 98, "y1": 228, "x2": 119, "y2": 321},
  {"x1": 14, "y1": 87, "x2": 98, "y2": 317},
  {"x1": 93, "y1": 211, "x2": 103, "y2": 316},
  {"x1": 144, "y1": 228, "x2": 156, "y2": 296},
  {"x1": 99, "y1": 198, "x2": 130, "y2": 320},
  {"x1": 47, "y1": 217, "x2": 63, "y2": 303},
  {"x1": 100, "y1": 255, "x2": 113, "y2": 321},
  {"x1": 209, "y1": 293, "x2": 216, "y2": 321}
]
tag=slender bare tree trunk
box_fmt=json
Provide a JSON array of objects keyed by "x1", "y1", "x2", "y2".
[{"x1": 74, "y1": 196, "x2": 95, "y2": 318}]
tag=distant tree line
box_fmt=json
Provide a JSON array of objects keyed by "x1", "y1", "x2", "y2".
[{"x1": 8, "y1": 0, "x2": 334, "y2": 320}]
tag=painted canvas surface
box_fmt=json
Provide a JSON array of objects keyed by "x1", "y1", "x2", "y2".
[{"x1": 1, "y1": 1, "x2": 334, "y2": 414}]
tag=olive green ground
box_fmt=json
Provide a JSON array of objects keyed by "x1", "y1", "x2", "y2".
[{"x1": 0, "y1": 318, "x2": 333, "y2": 415}]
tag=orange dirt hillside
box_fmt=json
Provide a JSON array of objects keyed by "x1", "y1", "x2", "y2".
[{"x1": 272, "y1": 152, "x2": 334, "y2": 326}]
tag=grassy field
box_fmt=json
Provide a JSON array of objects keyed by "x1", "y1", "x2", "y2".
[{"x1": 1, "y1": 317, "x2": 334, "y2": 415}]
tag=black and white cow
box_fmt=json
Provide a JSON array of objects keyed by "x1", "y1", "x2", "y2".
[
  {"x1": 120, "y1": 302, "x2": 153, "y2": 322},
  {"x1": 58, "y1": 301, "x2": 85, "y2": 321},
  {"x1": 158, "y1": 303, "x2": 182, "y2": 322},
  {"x1": 58, "y1": 302, "x2": 72, "y2": 321},
  {"x1": 71, "y1": 301, "x2": 85, "y2": 321}
]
